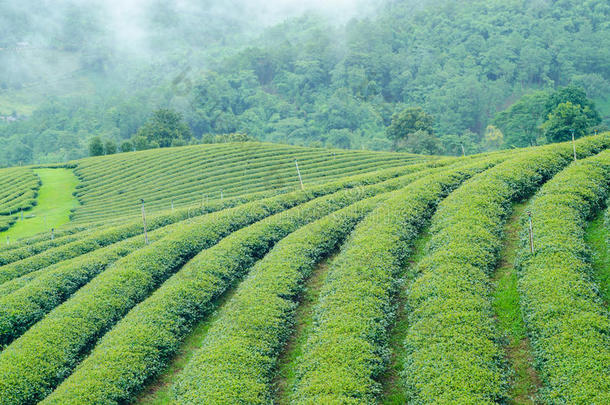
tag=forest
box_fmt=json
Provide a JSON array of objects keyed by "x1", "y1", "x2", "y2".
[{"x1": 0, "y1": 0, "x2": 609, "y2": 166}]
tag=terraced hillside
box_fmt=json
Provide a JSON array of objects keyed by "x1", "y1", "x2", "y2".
[
  {"x1": 0, "y1": 136, "x2": 609, "y2": 405},
  {"x1": 71, "y1": 143, "x2": 428, "y2": 224},
  {"x1": 0, "y1": 168, "x2": 40, "y2": 232}
]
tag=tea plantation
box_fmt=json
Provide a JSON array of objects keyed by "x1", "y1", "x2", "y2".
[{"x1": 0, "y1": 138, "x2": 609, "y2": 404}]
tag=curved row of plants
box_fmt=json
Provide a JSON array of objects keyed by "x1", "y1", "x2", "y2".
[
  {"x1": 0, "y1": 221, "x2": 182, "y2": 348},
  {"x1": 35, "y1": 164, "x2": 438, "y2": 405},
  {"x1": 0, "y1": 224, "x2": 93, "y2": 253},
  {"x1": 0, "y1": 188, "x2": 324, "y2": 404},
  {"x1": 0, "y1": 160, "x2": 440, "y2": 265},
  {"x1": 72, "y1": 144, "x2": 420, "y2": 222},
  {"x1": 400, "y1": 135, "x2": 610, "y2": 404},
  {"x1": 72, "y1": 158, "x2": 416, "y2": 224},
  {"x1": 72, "y1": 154, "x2": 418, "y2": 224},
  {"x1": 0, "y1": 162, "x2": 439, "y2": 405},
  {"x1": 0, "y1": 163, "x2": 448, "y2": 350},
  {"x1": 170, "y1": 158, "x2": 498, "y2": 404},
  {"x1": 516, "y1": 151, "x2": 610, "y2": 403},
  {"x1": 0, "y1": 168, "x2": 41, "y2": 232},
  {"x1": 290, "y1": 158, "x2": 500, "y2": 404}
]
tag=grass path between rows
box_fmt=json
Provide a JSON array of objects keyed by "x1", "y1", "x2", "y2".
[
  {"x1": 585, "y1": 211, "x2": 610, "y2": 305},
  {"x1": 0, "y1": 168, "x2": 79, "y2": 242},
  {"x1": 272, "y1": 252, "x2": 338, "y2": 404},
  {"x1": 132, "y1": 284, "x2": 241, "y2": 404},
  {"x1": 491, "y1": 202, "x2": 540, "y2": 404},
  {"x1": 379, "y1": 228, "x2": 432, "y2": 404}
]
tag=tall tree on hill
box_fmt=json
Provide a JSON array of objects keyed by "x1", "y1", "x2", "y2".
[
  {"x1": 88, "y1": 137, "x2": 104, "y2": 157},
  {"x1": 386, "y1": 106, "x2": 441, "y2": 154},
  {"x1": 542, "y1": 101, "x2": 592, "y2": 143},
  {"x1": 493, "y1": 91, "x2": 549, "y2": 147},
  {"x1": 136, "y1": 109, "x2": 192, "y2": 148},
  {"x1": 544, "y1": 86, "x2": 602, "y2": 124}
]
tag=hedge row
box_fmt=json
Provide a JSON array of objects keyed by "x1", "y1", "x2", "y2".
[
  {"x1": 0, "y1": 188, "x2": 325, "y2": 404},
  {"x1": 72, "y1": 157, "x2": 418, "y2": 224},
  {"x1": 0, "y1": 194, "x2": 250, "y2": 274},
  {"x1": 0, "y1": 162, "x2": 438, "y2": 405},
  {"x1": 516, "y1": 151, "x2": 610, "y2": 403},
  {"x1": 0, "y1": 160, "x2": 440, "y2": 266},
  {"x1": 71, "y1": 160, "x2": 416, "y2": 224},
  {"x1": 0, "y1": 224, "x2": 93, "y2": 253},
  {"x1": 0, "y1": 168, "x2": 40, "y2": 218},
  {"x1": 401, "y1": 134, "x2": 610, "y2": 404},
  {"x1": 0, "y1": 221, "x2": 180, "y2": 348},
  {"x1": 292, "y1": 159, "x2": 499, "y2": 404},
  {"x1": 72, "y1": 143, "x2": 421, "y2": 222},
  {"x1": 170, "y1": 195, "x2": 386, "y2": 404},
  {"x1": 39, "y1": 165, "x2": 436, "y2": 405}
]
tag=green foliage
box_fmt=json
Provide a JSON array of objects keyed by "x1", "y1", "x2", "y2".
[
  {"x1": 402, "y1": 134, "x2": 610, "y2": 403},
  {"x1": 0, "y1": 159, "x2": 443, "y2": 405},
  {"x1": 88, "y1": 136, "x2": 104, "y2": 157},
  {"x1": 104, "y1": 139, "x2": 117, "y2": 155},
  {"x1": 0, "y1": 191, "x2": 313, "y2": 404},
  {"x1": 483, "y1": 125, "x2": 504, "y2": 151},
  {"x1": 516, "y1": 151, "x2": 610, "y2": 403},
  {"x1": 44, "y1": 170, "x2": 422, "y2": 404},
  {"x1": 120, "y1": 140, "x2": 133, "y2": 153},
  {"x1": 386, "y1": 107, "x2": 434, "y2": 143},
  {"x1": 495, "y1": 86, "x2": 602, "y2": 147},
  {"x1": 71, "y1": 143, "x2": 425, "y2": 224},
  {"x1": 293, "y1": 159, "x2": 497, "y2": 404},
  {"x1": 543, "y1": 86, "x2": 601, "y2": 123},
  {"x1": 136, "y1": 109, "x2": 192, "y2": 148},
  {"x1": 171, "y1": 197, "x2": 385, "y2": 404},
  {"x1": 542, "y1": 101, "x2": 596, "y2": 142},
  {"x1": 3, "y1": 0, "x2": 610, "y2": 164}
]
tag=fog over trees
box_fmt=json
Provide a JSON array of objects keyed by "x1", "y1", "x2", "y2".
[{"x1": 0, "y1": 0, "x2": 608, "y2": 165}]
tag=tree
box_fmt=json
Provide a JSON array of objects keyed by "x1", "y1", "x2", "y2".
[
  {"x1": 89, "y1": 137, "x2": 104, "y2": 156},
  {"x1": 483, "y1": 125, "x2": 504, "y2": 151},
  {"x1": 403, "y1": 130, "x2": 443, "y2": 155},
  {"x1": 544, "y1": 86, "x2": 601, "y2": 125},
  {"x1": 542, "y1": 102, "x2": 591, "y2": 143},
  {"x1": 104, "y1": 140, "x2": 117, "y2": 155},
  {"x1": 120, "y1": 141, "x2": 133, "y2": 153},
  {"x1": 386, "y1": 107, "x2": 435, "y2": 150},
  {"x1": 493, "y1": 91, "x2": 549, "y2": 147},
  {"x1": 136, "y1": 109, "x2": 192, "y2": 148}
]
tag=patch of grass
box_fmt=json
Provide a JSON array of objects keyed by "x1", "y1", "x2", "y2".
[
  {"x1": 133, "y1": 285, "x2": 239, "y2": 404},
  {"x1": 380, "y1": 228, "x2": 432, "y2": 405},
  {"x1": 272, "y1": 252, "x2": 337, "y2": 404},
  {"x1": 585, "y1": 211, "x2": 610, "y2": 304},
  {"x1": 0, "y1": 168, "x2": 79, "y2": 241},
  {"x1": 492, "y1": 202, "x2": 540, "y2": 404}
]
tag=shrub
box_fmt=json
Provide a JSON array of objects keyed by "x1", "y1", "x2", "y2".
[{"x1": 516, "y1": 151, "x2": 610, "y2": 403}]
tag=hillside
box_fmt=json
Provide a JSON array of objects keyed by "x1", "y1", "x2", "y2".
[
  {"x1": 1, "y1": 0, "x2": 609, "y2": 166},
  {"x1": 0, "y1": 135, "x2": 609, "y2": 404},
  {"x1": 0, "y1": 142, "x2": 427, "y2": 238}
]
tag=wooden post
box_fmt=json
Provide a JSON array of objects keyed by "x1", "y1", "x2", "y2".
[
  {"x1": 141, "y1": 199, "x2": 148, "y2": 245},
  {"x1": 295, "y1": 160, "x2": 304, "y2": 190},
  {"x1": 527, "y1": 211, "x2": 534, "y2": 254},
  {"x1": 571, "y1": 129, "x2": 577, "y2": 161}
]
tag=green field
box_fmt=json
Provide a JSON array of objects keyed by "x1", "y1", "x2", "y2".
[
  {"x1": 0, "y1": 137, "x2": 609, "y2": 404},
  {"x1": 0, "y1": 169, "x2": 79, "y2": 241}
]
